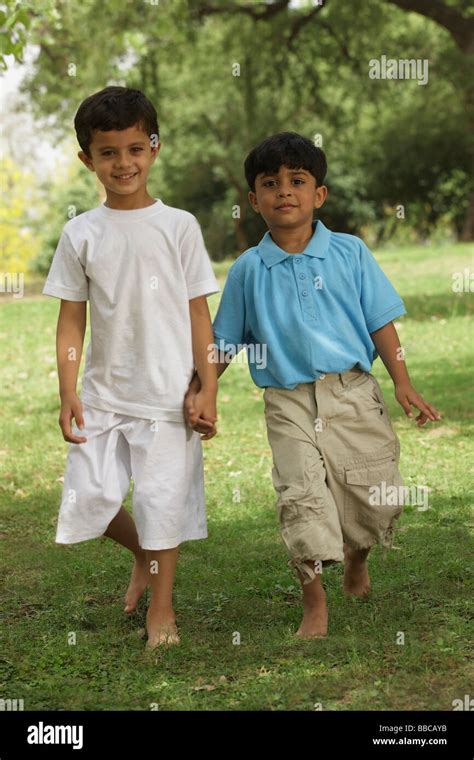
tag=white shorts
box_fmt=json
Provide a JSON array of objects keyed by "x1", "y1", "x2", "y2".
[{"x1": 56, "y1": 404, "x2": 207, "y2": 550}]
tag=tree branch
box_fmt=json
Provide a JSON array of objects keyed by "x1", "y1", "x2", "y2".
[
  {"x1": 287, "y1": 3, "x2": 325, "y2": 48},
  {"x1": 195, "y1": 0, "x2": 289, "y2": 22},
  {"x1": 386, "y1": 0, "x2": 474, "y2": 53}
]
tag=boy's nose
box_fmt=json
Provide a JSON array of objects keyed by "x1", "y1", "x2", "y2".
[{"x1": 113, "y1": 155, "x2": 135, "y2": 168}]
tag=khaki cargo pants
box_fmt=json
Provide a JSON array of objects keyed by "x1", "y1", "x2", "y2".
[{"x1": 263, "y1": 366, "x2": 405, "y2": 584}]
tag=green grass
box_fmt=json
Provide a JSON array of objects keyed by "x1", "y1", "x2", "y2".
[{"x1": 0, "y1": 241, "x2": 473, "y2": 711}]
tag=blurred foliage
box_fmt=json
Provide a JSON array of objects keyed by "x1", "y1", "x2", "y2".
[
  {"x1": 29, "y1": 143, "x2": 100, "y2": 275},
  {"x1": 0, "y1": 0, "x2": 30, "y2": 70},
  {"x1": 0, "y1": 157, "x2": 40, "y2": 272}
]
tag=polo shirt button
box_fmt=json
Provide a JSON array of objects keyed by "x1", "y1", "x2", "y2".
[
  {"x1": 299, "y1": 273, "x2": 305, "y2": 279},
  {"x1": 302, "y1": 290, "x2": 308, "y2": 296},
  {"x1": 295, "y1": 257, "x2": 301, "y2": 264}
]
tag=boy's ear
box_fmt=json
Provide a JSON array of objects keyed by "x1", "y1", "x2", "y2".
[
  {"x1": 150, "y1": 140, "x2": 161, "y2": 161},
  {"x1": 248, "y1": 190, "x2": 260, "y2": 213},
  {"x1": 149, "y1": 142, "x2": 160, "y2": 163},
  {"x1": 314, "y1": 184, "x2": 328, "y2": 209},
  {"x1": 78, "y1": 151, "x2": 95, "y2": 172}
]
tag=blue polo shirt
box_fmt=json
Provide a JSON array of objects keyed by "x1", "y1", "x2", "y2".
[{"x1": 212, "y1": 219, "x2": 406, "y2": 389}]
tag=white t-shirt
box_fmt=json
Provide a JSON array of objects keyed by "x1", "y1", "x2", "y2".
[{"x1": 42, "y1": 199, "x2": 220, "y2": 421}]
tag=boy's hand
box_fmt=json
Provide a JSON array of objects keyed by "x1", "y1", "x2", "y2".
[
  {"x1": 59, "y1": 392, "x2": 87, "y2": 443},
  {"x1": 394, "y1": 383, "x2": 442, "y2": 426},
  {"x1": 184, "y1": 385, "x2": 217, "y2": 440}
]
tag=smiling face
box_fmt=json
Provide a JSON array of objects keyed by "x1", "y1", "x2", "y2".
[
  {"x1": 248, "y1": 164, "x2": 327, "y2": 232},
  {"x1": 78, "y1": 122, "x2": 159, "y2": 206}
]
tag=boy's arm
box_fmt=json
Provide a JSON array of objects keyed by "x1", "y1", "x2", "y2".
[
  {"x1": 370, "y1": 321, "x2": 442, "y2": 426},
  {"x1": 188, "y1": 296, "x2": 219, "y2": 435},
  {"x1": 57, "y1": 300, "x2": 88, "y2": 443},
  {"x1": 186, "y1": 266, "x2": 245, "y2": 438}
]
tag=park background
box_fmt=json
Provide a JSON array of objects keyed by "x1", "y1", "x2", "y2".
[{"x1": 0, "y1": 0, "x2": 473, "y2": 710}]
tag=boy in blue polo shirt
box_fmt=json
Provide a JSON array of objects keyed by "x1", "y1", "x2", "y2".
[{"x1": 185, "y1": 132, "x2": 441, "y2": 639}]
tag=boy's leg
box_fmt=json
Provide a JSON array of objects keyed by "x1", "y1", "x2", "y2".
[
  {"x1": 296, "y1": 561, "x2": 328, "y2": 638},
  {"x1": 145, "y1": 547, "x2": 180, "y2": 648},
  {"x1": 318, "y1": 369, "x2": 405, "y2": 596},
  {"x1": 103, "y1": 505, "x2": 149, "y2": 614},
  {"x1": 123, "y1": 417, "x2": 207, "y2": 647},
  {"x1": 343, "y1": 544, "x2": 371, "y2": 597},
  {"x1": 58, "y1": 406, "x2": 149, "y2": 613},
  {"x1": 263, "y1": 385, "x2": 345, "y2": 638}
]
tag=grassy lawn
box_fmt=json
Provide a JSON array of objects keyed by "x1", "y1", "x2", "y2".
[{"x1": 0, "y1": 241, "x2": 473, "y2": 711}]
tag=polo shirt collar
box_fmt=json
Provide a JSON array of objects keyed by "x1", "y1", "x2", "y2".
[{"x1": 257, "y1": 219, "x2": 330, "y2": 269}]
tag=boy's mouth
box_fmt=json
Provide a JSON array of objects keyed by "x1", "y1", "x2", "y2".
[
  {"x1": 275, "y1": 203, "x2": 297, "y2": 210},
  {"x1": 113, "y1": 172, "x2": 138, "y2": 182}
]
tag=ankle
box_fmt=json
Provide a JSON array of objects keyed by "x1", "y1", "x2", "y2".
[
  {"x1": 345, "y1": 547, "x2": 369, "y2": 564},
  {"x1": 303, "y1": 598, "x2": 326, "y2": 613},
  {"x1": 302, "y1": 584, "x2": 326, "y2": 607},
  {"x1": 148, "y1": 601, "x2": 175, "y2": 614},
  {"x1": 147, "y1": 609, "x2": 176, "y2": 624}
]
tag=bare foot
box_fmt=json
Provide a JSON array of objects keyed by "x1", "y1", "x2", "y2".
[
  {"x1": 343, "y1": 544, "x2": 371, "y2": 597},
  {"x1": 124, "y1": 554, "x2": 149, "y2": 614},
  {"x1": 296, "y1": 603, "x2": 328, "y2": 639},
  {"x1": 146, "y1": 606, "x2": 180, "y2": 648},
  {"x1": 295, "y1": 568, "x2": 328, "y2": 638}
]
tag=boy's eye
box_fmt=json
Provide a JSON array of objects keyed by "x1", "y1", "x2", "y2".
[
  {"x1": 262, "y1": 178, "x2": 305, "y2": 187},
  {"x1": 100, "y1": 147, "x2": 143, "y2": 157}
]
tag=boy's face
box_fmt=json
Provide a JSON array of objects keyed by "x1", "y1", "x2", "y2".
[
  {"x1": 248, "y1": 164, "x2": 327, "y2": 231},
  {"x1": 78, "y1": 123, "x2": 159, "y2": 201}
]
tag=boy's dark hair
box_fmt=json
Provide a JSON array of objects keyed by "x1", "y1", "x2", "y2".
[
  {"x1": 74, "y1": 86, "x2": 159, "y2": 158},
  {"x1": 244, "y1": 132, "x2": 327, "y2": 192}
]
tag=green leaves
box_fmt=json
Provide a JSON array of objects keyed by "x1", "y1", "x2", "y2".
[{"x1": 0, "y1": 1, "x2": 31, "y2": 70}]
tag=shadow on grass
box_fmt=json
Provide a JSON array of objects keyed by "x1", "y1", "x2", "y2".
[
  {"x1": 394, "y1": 291, "x2": 472, "y2": 321},
  {"x1": 1, "y1": 487, "x2": 471, "y2": 710}
]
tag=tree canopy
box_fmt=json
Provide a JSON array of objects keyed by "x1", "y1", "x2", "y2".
[{"x1": 1, "y1": 0, "x2": 472, "y2": 268}]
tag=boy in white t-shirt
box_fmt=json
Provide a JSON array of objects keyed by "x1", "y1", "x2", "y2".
[{"x1": 42, "y1": 86, "x2": 220, "y2": 649}]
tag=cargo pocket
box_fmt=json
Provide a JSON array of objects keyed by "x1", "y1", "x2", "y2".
[
  {"x1": 276, "y1": 450, "x2": 328, "y2": 562},
  {"x1": 343, "y1": 453, "x2": 405, "y2": 548},
  {"x1": 278, "y1": 502, "x2": 329, "y2": 566}
]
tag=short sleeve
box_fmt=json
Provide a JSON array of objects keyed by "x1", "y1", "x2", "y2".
[
  {"x1": 42, "y1": 230, "x2": 89, "y2": 301},
  {"x1": 212, "y1": 270, "x2": 246, "y2": 348},
  {"x1": 181, "y1": 218, "x2": 220, "y2": 300},
  {"x1": 359, "y1": 243, "x2": 406, "y2": 332}
]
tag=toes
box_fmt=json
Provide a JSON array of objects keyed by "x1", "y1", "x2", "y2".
[
  {"x1": 146, "y1": 632, "x2": 180, "y2": 649},
  {"x1": 296, "y1": 629, "x2": 327, "y2": 639},
  {"x1": 146, "y1": 624, "x2": 180, "y2": 649},
  {"x1": 124, "y1": 594, "x2": 140, "y2": 613}
]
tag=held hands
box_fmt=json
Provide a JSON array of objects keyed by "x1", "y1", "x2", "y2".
[
  {"x1": 59, "y1": 391, "x2": 87, "y2": 444},
  {"x1": 394, "y1": 383, "x2": 442, "y2": 427},
  {"x1": 184, "y1": 385, "x2": 218, "y2": 440}
]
